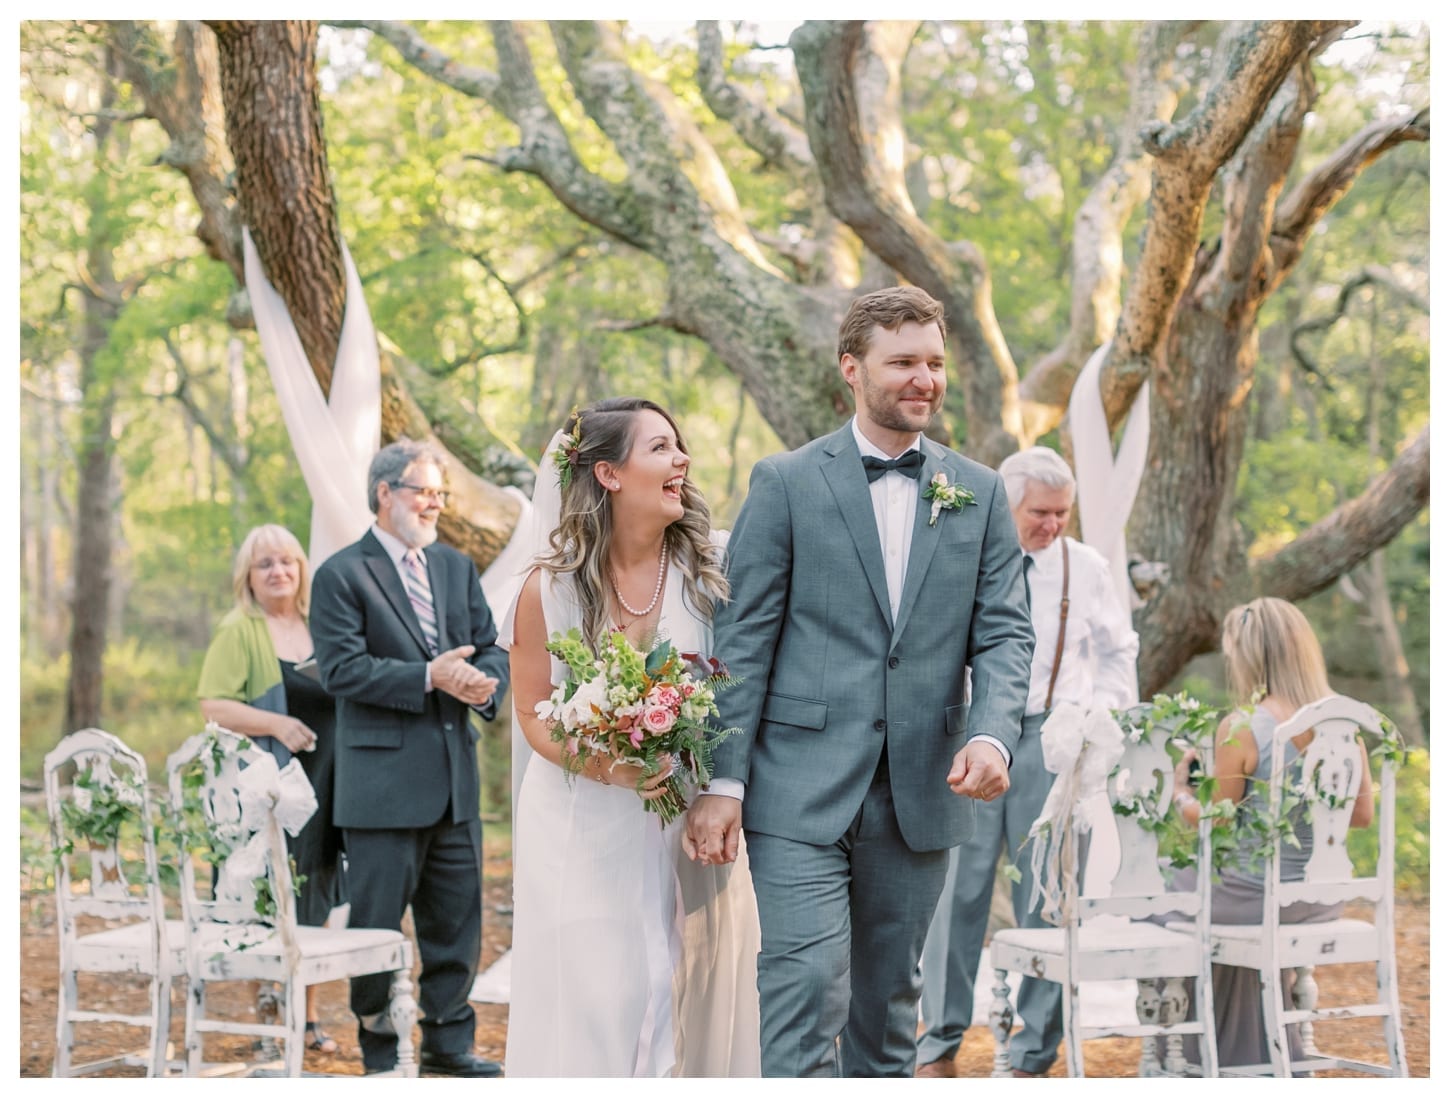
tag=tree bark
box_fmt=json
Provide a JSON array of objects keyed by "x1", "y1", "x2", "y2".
[{"x1": 65, "y1": 52, "x2": 123, "y2": 734}]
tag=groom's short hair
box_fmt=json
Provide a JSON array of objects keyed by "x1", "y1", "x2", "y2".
[{"x1": 837, "y1": 286, "x2": 947, "y2": 363}]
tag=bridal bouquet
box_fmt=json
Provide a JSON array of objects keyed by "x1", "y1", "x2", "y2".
[{"x1": 537, "y1": 627, "x2": 741, "y2": 824}]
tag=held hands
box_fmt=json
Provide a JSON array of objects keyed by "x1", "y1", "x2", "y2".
[
  {"x1": 428, "y1": 645, "x2": 499, "y2": 706},
  {"x1": 681, "y1": 794, "x2": 742, "y2": 866},
  {"x1": 947, "y1": 740, "x2": 1010, "y2": 801},
  {"x1": 273, "y1": 715, "x2": 318, "y2": 754}
]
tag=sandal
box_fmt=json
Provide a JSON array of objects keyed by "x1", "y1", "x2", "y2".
[{"x1": 305, "y1": 1022, "x2": 339, "y2": 1054}]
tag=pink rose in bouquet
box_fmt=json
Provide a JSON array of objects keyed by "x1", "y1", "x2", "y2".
[{"x1": 535, "y1": 627, "x2": 741, "y2": 824}]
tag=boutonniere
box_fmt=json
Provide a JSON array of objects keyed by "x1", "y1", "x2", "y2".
[{"x1": 922, "y1": 471, "x2": 976, "y2": 526}]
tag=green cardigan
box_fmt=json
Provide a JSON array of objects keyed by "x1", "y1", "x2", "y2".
[{"x1": 197, "y1": 607, "x2": 292, "y2": 760}]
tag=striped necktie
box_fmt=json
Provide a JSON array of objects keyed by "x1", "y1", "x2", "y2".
[{"x1": 401, "y1": 549, "x2": 439, "y2": 656}]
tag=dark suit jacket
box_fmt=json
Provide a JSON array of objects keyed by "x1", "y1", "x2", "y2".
[
  {"x1": 310, "y1": 529, "x2": 510, "y2": 830},
  {"x1": 710, "y1": 424, "x2": 1035, "y2": 852}
]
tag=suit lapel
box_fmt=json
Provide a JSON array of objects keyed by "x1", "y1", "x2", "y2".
[
  {"x1": 890, "y1": 440, "x2": 947, "y2": 650},
  {"x1": 362, "y1": 532, "x2": 432, "y2": 656},
  {"x1": 821, "y1": 425, "x2": 893, "y2": 628}
]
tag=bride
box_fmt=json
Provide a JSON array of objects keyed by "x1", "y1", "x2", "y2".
[{"x1": 500, "y1": 397, "x2": 761, "y2": 1077}]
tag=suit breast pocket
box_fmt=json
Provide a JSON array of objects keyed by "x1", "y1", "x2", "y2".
[{"x1": 348, "y1": 723, "x2": 403, "y2": 750}]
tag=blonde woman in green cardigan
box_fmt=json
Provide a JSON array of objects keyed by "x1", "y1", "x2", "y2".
[{"x1": 198, "y1": 523, "x2": 344, "y2": 1055}]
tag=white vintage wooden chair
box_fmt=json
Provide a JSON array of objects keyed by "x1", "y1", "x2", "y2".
[
  {"x1": 45, "y1": 728, "x2": 183, "y2": 1077},
  {"x1": 988, "y1": 709, "x2": 1219, "y2": 1077},
  {"x1": 166, "y1": 724, "x2": 419, "y2": 1077},
  {"x1": 1208, "y1": 695, "x2": 1407, "y2": 1077}
]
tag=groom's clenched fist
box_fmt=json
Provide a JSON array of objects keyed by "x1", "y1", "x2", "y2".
[
  {"x1": 682, "y1": 793, "x2": 742, "y2": 865},
  {"x1": 947, "y1": 740, "x2": 1010, "y2": 801}
]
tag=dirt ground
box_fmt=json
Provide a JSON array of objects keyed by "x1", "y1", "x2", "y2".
[{"x1": 18, "y1": 852, "x2": 1429, "y2": 1078}]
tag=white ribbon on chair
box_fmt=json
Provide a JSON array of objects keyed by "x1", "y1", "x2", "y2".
[
  {"x1": 1027, "y1": 702, "x2": 1126, "y2": 926},
  {"x1": 242, "y1": 227, "x2": 379, "y2": 568},
  {"x1": 214, "y1": 754, "x2": 318, "y2": 917}
]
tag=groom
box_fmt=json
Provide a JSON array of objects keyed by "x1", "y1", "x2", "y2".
[{"x1": 684, "y1": 286, "x2": 1035, "y2": 1076}]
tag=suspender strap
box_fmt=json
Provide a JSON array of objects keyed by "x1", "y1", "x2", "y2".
[{"x1": 1044, "y1": 538, "x2": 1070, "y2": 711}]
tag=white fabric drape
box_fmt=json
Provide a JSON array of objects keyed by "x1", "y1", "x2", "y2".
[
  {"x1": 242, "y1": 227, "x2": 379, "y2": 567},
  {"x1": 1067, "y1": 342, "x2": 1149, "y2": 619}
]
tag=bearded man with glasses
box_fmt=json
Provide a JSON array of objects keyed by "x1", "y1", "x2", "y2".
[{"x1": 311, "y1": 438, "x2": 510, "y2": 1077}]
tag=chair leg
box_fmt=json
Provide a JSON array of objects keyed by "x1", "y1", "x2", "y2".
[
  {"x1": 1159, "y1": 978, "x2": 1190, "y2": 1076},
  {"x1": 148, "y1": 968, "x2": 170, "y2": 1077},
  {"x1": 284, "y1": 983, "x2": 306, "y2": 1078},
  {"x1": 1063, "y1": 978, "x2": 1083, "y2": 1077},
  {"x1": 53, "y1": 969, "x2": 76, "y2": 1078},
  {"x1": 1290, "y1": 966, "x2": 1319, "y2": 1075},
  {"x1": 1376, "y1": 958, "x2": 1408, "y2": 1077},
  {"x1": 388, "y1": 969, "x2": 419, "y2": 1076},
  {"x1": 256, "y1": 983, "x2": 283, "y2": 1062},
  {"x1": 988, "y1": 970, "x2": 1014, "y2": 1078},
  {"x1": 1135, "y1": 979, "x2": 1162, "y2": 1076},
  {"x1": 186, "y1": 979, "x2": 206, "y2": 1076},
  {"x1": 1260, "y1": 967, "x2": 1290, "y2": 1077}
]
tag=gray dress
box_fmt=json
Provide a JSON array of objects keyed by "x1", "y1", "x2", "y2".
[{"x1": 1158, "y1": 706, "x2": 1342, "y2": 1071}]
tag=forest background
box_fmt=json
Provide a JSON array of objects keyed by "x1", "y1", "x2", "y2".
[{"x1": 15, "y1": 19, "x2": 1431, "y2": 890}]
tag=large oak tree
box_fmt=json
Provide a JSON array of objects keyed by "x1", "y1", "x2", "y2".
[{"x1": 111, "y1": 19, "x2": 1429, "y2": 693}]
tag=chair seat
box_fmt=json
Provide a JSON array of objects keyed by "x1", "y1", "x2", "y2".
[
  {"x1": 188, "y1": 923, "x2": 413, "y2": 983},
  {"x1": 992, "y1": 921, "x2": 1204, "y2": 983},
  {"x1": 1207, "y1": 917, "x2": 1378, "y2": 970},
  {"x1": 71, "y1": 919, "x2": 186, "y2": 973}
]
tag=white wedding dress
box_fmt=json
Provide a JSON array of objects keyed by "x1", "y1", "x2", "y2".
[{"x1": 501, "y1": 560, "x2": 762, "y2": 1078}]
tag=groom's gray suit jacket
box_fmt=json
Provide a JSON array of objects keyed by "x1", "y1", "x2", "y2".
[{"x1": 711, "y1": 423, "x2": 1034, "y2": 852}]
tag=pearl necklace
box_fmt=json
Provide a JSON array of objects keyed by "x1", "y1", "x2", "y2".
[{"x1": 610, "y1": 542, "x2": 668, "y2": 618}]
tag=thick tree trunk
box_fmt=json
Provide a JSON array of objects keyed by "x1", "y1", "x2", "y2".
[
  {"x1": 65, "y1": 301, "x2": 119, "y2": 734},
  {"x1": 65, "y1": 54, "x2": 124, "y2": 734}
]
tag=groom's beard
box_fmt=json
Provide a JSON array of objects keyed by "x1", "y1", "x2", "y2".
[{"x1": 859, "y1": 371, "x2": 942, "y2": 435}]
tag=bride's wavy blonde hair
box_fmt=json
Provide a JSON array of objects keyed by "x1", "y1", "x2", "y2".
[{"x1": 536, "y1": 397, "x2": 729, "y2": 647}]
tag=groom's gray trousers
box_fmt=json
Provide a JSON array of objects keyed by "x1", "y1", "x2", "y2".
[
  {"x1": 916, "y1": 712, "x2": 1058, "y2": 1073},
  {"x1": 746, "y1": 756, "x2": 950, "y2": 1078}
]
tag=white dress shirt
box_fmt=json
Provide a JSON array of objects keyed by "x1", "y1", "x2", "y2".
[
  {"x1": 371, "y1": 523, "x2": 435, "y2": 692},
  {"x1": 1023, "y1": 535, "x2": 1139, "y2": 717},
  {"x1": 851, "y1": 418, "x2": 920, "y2": 622}
]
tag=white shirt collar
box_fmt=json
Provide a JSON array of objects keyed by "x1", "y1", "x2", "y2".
[
  {"x1": 850, "y1": 416, "x2": 923, "y2": 462},
  {"x1": 371, "y1": 522, "x2": 414, "y2": 565}
]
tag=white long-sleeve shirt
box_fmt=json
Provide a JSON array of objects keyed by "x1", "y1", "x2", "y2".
[{"x1": 1023, "y1": 536, "x2": 1139, "y2": 717}]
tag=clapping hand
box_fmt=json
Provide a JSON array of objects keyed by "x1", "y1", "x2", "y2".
[{"x1": 429, "y1": 645, "x2": 500, "y2": 706}]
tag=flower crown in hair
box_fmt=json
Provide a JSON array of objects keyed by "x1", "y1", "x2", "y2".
[{"x1": 553, "y1": 408, "x2": 584, "y2": 490}]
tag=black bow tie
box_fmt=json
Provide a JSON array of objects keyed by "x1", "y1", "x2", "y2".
[{"x1": 861, "y1": 449, "x2": 925, "y2": 482}]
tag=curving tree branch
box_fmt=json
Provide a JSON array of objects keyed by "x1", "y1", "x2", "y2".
[
  {"x1": 792, "y1": 20, "x2": 1019, "y2": 459},
  {"x1": 1252, "y1": 427, "x2": 1429, "y2": 602},
  {"x1": 1102, "y1": 20, "x2": 1349, "y2": 425}
]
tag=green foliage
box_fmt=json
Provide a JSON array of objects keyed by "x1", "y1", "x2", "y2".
[
  {"x1": 1346, "y1": 747, "x2": 1429, "y2": 896},
  {"x1": 20, "y1": 641, "x2": 208, "y2": 781}
]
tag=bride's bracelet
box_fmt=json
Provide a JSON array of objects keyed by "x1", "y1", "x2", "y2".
[{"x1": 594, "y1": 760, "x2": 611, "y2": 786}]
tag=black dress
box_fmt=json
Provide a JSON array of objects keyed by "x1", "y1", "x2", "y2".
[{"x1": 279, "y1": 659, "x2": 345, "y2": 926}]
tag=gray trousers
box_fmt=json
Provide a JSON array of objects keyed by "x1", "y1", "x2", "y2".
[
  {"x1": 747, "y1": 762, "x2": 950, "y2": 1077},
  {"x1": 917, "y1": 713, "x2": 1060, "y2": 1073}
]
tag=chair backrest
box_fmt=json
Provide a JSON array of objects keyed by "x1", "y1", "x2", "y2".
[
  {"x1": 1265, "y1": 695, "x2": 1393, "y2": 915},
  {"x1": 44, "y1": 728, "x2": 166, "y2": 948},
  {"x1": 1078, "y1": 712, "x2": 1214, "y2": 927},
  {"x1": 165, "y1": 724, "x2": 301, "y2": 951}
]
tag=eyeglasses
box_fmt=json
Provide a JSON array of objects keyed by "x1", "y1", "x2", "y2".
[{"x1": 391, "y1": 481, "x2": 451, "y2": 507}]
